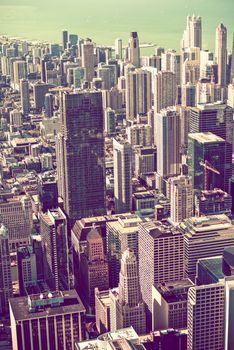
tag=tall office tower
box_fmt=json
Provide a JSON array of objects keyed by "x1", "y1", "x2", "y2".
[
  {"x1": 134, "y1": 146, "x2": 157, "y2": 177},
  {"x1": 40, "y1": 208, "x2": 70, "y2": 291},
  {"x1": 153, "y1": 71, "x2": 176, "y2": 114},
  {"x1": 9, "y1": 109, "x2": 22, "y2": 129},
  {"x1": 20, "y1": 79, "x2": 30, "y2": 115},
  {"x1": 181, "y1": 83, "x2": 196, "y2": 106},
  {"x1": 107, "y1": 214, "x2": 142, "y2": 287},
  {"x1": 179, "y1": 214, "x2": 234, "y2": 280},
  {"x1": 161, "y1": 51, "x2": 181, "y2": 85},
  {"x1": 0, "y1": 224, "x2": 12, "y2": 315},
  {"x1": 104, "y1": 108, "x2": 116, "y2": 136},
  {"x1": 110, "y1": 249, "x2": 146, "y2": 335},
  {"x1": 125, "y1": 68, "x2": 152, "y2": 120},
  {"x1": 80, "y1": 227, "x2": 109, "y2": 311},
  {"x1": 182, "y1": 58, "x2": 200, "y2": 85},
  {"x1": 115, "y1": 38, "x2": 122, "y2": 59},
  {"x1": 168, "y1": 175, "x2": 193, "y2": 225},
  {"x1": 62, "y1": 29, "x2": 68, "y2": 50},
  {"x1": 33, "y1": 82, "x2": 53, "y2": 111},
  {"x1": 181, "y1": 15, "x2": 202, "y2": 49},
  {"x1": 189, "y1": 103, "x2": 233, "y2": 191},
  {"x1": 196, "y1": 79, "x2": 224, "y2": 104},
  {"x1": 73, "y1": 67, "x2": 85, "y2": 88},
  {"x1": 216, "y1": 23, "x2": 227, "y2": 86},
  {"x1": 128, "y1": 32, "x2": 140, "y2": 68},
  {"x1": 188, "y1": 132, "x2": 227, "y2": 191},
  {"x1": 126, "y1": 123, "x2": 152, "y2": 147},
  {"x1": 56, "y1": 91, "x2": 106, "y2": 223},
  {"x1": 0, "y1": 194, "x2": 32, "y2": 252},
  {"x1": 13, "y1": 60, "x2": 27, "y2": 85},
  {"x1": 9, "y1": 290, "x2": 85, "y2": 350},
  {"x1": 44, "y1": 92, "x2": 53, "y2": 117},
  {"x1": 187, "y1": 283, "x2": 225, "y2": 350},
  {"x1": 69, "y1": 34, "x2": 78, "y2": 46},
  {"x1": 230, "y1": 34, "x2": 234, "y2": 83},
  {"x1": 156, "y1": 107, "x2": 180, "y2": 178},
  {"x1": 113, "y1": 139, "x2": 132, "y2": 214},
  {"x1": 81, "y1": 40, "x2": 95, "y2": 82},
  {"x1": 49, "y1": 43, "x2": 60, "y2": 57},
  {"x1": 17, "y1": 245, "x2": 37, "y2": 295},
  {"x1": 138, "y1": 221, "x2": 184, "y2": 328},
  {"x1": 97, "y1": 66, "x2": 111, "y2": 89}
]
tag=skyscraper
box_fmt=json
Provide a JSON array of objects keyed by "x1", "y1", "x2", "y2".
[
  {"x1": 40, "y1": 208, "x2": 70, "y2": 291},
  {"x1": 81, "y1": 40, "x2": 95, "y2": 82},
  {"x1": 0, "y1": 194, "x2": 33, "y2": 252},
  {"x1": 216, "y1": 23, "x2": 227, "y2": 86},
  {"x1": 125, "y1": 68, "x2": 152, "y2": 120},
  {"x1": 179, "y1": 214, "x2": 234, "y2": 280},
  {"x1": 182, "y1": 15, "x2": 202, "y2": 49},
  {"x1": 187, "y1": 282, "x2": 225, "y2": 350},
  {"x1": 113, "y1": 139, "x2": 132, "y2": 214},
  {"x1": 189, "y1": 103, "x2": 233, "y2": 191},
  {"x1": 110, "y1": 249, "x2": 146, "y2": 335},
  {"x1": 13, "y1": 60, "x2": 27, "y2": 85},
  {"x1": 188, "y1": 132, "x2": 227, "y2": 191},
  {"x1": 156, "y1": 107, "x2": 181, "y2": 178},
  {"x1": 20, "y1": 78, "x2": 30, "y2": 115},
  {"x1": 56, "y1": 90, "x2": 106, "y2": 223},
  {"x1": 153, "y1": 71, "x2": 176, "y2": 114},
  {"x1": 138, "y1": 220, "x2": 184, "y2": 328},
  {"x1": 62, "y1": 29, "x2": 68, "y2": 50},
  {"x1": 0, "y1": 224, "x2": 12, "y2": 315},
  {"x1": 168, "y1": 175, "x2": 193, "y2": 225},
  {"x1": 115, "y1": 38, "x2": 122, "y2": 59},
  {"x1": 9, "y1": 290, "x2": 85, "y2": 350},
  {"x1": 128, "y1": 32, "x2": 140, "y2": 68},
  {"x1": 80, "y1": 227, "x2": 109, "y2": 312}
]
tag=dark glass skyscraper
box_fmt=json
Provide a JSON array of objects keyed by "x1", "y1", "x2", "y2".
[
  {"x1": 56, "y1": 91, "x2": 106, "y2": 224},
  {"x1": 188, "y1": 132, "x2": 226, "y2": 191},
  {"x1": 189, "y1": 103, "x2": 233, "y2": 191}
]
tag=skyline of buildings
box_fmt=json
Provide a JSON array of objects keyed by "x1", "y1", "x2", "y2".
[{"x1": 0, "y1": 12, "x2": 234, "y2": 350}]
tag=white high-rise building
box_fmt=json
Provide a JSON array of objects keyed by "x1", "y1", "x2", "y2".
[
  {"x1": 128, "y1": 32, "x2": 140, "y2": 68},
  {"x1": 188, "y1": 282, "x2": 225, "y2": 350},
  {"x1": 168, "y1": 175, "x2": 193, "y2": 225},
  {"x1": 20, "y1": 79, "x2": 30, "y2": 115},
  {"x1": 126, "y1": 123, "x2": 152, "y2": 147},
  {"x1": 125, "y1": 68, "x2": 152, "y2": 120},
  {"x1": 110, "y1": 249, "x2": 146, "y2": 335},
  {"x1": 182, "y1": 15, "x2": 202, "y2": 49},
  {"x1": 113, "y1": 139, "x2": 132, "y2": 213},
  {"x1": 81, "y1": 40, "x2": 95, "y2": 82},
  {"x1": 13, "y1": 60, "x2": 27, "y2": 86},
  {"x1": 216, "y1": 23, "x2": 227, "y2": 86},
  {"x1": 115, "y1": 38, "x2": 122, "y2": 59},
  {"x1": 0, "y1": 224, "x2": 12, "y2": 315},
  {"x1": 156, "y1": 107, "x2": 180, "y2": 178},
  {"x1": 153, "y1": 71, "x2": 176, "y2": 114}
]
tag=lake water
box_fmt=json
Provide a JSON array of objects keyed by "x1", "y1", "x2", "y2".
[{"x1": 0, "y1": 0, "x2": 233, "y2": 52}]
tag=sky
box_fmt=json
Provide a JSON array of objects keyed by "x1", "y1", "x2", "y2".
[{"x1": 0, "y1": 0, "x2": 233, "y2": 51}]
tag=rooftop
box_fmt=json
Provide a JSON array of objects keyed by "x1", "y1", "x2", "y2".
[
  {"x1": 188, "y1": 132, "x2": 225, "y2": 144},
  {"x1": 9, "y1": 289, "x2": 85, "y2": 321},
  {"x1": 154, "y1": 279, "x2": 194, "y2": 303}
]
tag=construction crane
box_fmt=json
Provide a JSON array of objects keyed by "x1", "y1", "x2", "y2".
[{"x1": 200, "y1": 160, "x2": 220, "y2": 191}]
